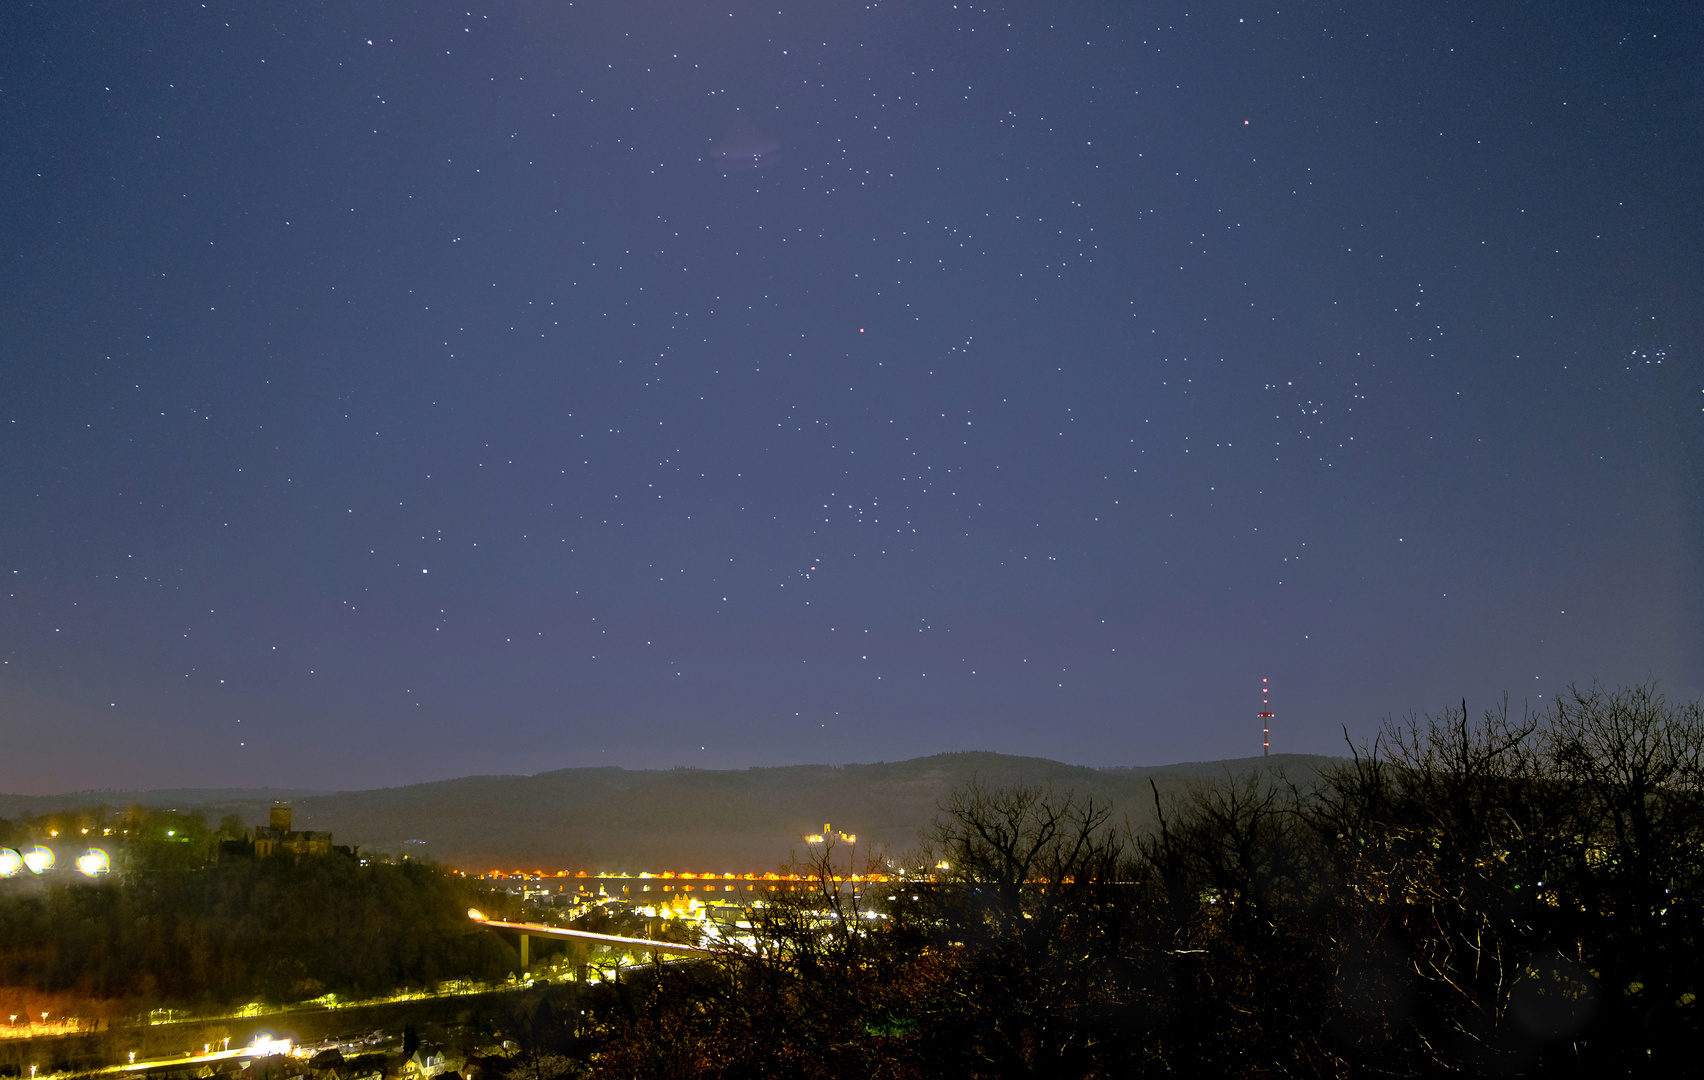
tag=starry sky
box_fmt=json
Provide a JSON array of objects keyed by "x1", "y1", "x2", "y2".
[{"x1": 2, "y1": 1, "x2": 1700, "y2": 794}]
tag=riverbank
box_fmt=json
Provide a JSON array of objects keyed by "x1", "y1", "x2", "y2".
[{"x1": 0, "y1": 983, "x2": 547, "y2": 1078}]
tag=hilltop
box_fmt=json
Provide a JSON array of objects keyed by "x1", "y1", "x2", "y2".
[{"x1": 0, "y1": 752, "x2": 1339, "y2": 870}]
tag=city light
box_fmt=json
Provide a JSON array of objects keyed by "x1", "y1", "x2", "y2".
[
  {"x1": 467, "y1": 908, "x2": 488, "y2": 922},
  {"x1": 23, "y1": 847, "x2": 54, "y2": 874},
  {"x1": 76, "y1": 849, "x2": 111, "y2": 877},
  {"x1": 0, "y1": 849, "x2": 20, "y2": 877},
  {"x1": 247, "y1": 1034, "x2": 290, "y2": 1056}
]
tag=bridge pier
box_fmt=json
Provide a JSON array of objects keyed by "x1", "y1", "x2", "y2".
[{"x1": 475, "y1": 916, "x2": 720, "y2": 986}]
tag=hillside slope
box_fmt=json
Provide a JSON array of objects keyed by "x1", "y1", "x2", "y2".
[{"x1": 3, "y1": 753, "x2": 1339, "y2": 870}]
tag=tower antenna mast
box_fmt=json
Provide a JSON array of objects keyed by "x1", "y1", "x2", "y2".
[{"x1": 1258, "y1": 678, "x2": 1274, "y2": 756}]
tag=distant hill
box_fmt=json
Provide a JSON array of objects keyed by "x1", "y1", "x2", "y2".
[
  {"x1": 0, "y1": 753, "x2": 1340, "y2": 871},
  {"x1": 0, "y1": 787, "x2": 324, "y2": 819}
]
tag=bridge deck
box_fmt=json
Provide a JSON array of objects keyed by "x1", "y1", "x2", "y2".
[{"x1": 474, "y1": 917, "x2": 728, "y2": 959}]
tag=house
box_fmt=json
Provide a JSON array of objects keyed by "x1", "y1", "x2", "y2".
[{"x1": 405, "y1": 1044, "x2": 454, "y2": 1079}]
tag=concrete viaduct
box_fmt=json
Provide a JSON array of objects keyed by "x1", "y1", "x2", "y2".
[{"x1": 470, "y1": 915, "x2": 729, "y2": 982}]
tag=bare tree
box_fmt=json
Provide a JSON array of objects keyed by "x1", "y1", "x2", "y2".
[
  {"x1": 1541, "y1": 680, "x2": 1704, "y2": 1070},
  {"x1": 900, "y1": 780, "x2": 1134, "y2": 1080},
  {"x1": 1141, "y1": 768, "x2": 1338, "y2": 1076}
]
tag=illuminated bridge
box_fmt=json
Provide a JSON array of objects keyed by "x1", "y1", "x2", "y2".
[
  {"x1": 468, "y1": 912, "x2": 730, "y2": 979},
  {"x1": 474, "y1": 868, "x2": 888, "y2": 900}
]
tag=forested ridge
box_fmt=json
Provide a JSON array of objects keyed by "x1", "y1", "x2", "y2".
[
  {"x1": 0, "y1": 753, "x2": 1342, "y2": 870},
  {"x1": 0, "y1": 814, "x2": 515, "y2": 1013}
]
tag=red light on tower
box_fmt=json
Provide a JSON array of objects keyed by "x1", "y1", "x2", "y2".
[{"x1": 1258, "y1": 678, "x2": 1274, "y2": 757}]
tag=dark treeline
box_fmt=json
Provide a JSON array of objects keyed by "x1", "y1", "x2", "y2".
[
  {"x1": 550, "y1": 682, "x2": 1702, "y2": 1078},
  {"x1": 0, "y1": 804, "x2": 229, "y2": 873},
  {"x1": 0, "y1": 842, "x2": 517, "y2": 1014}
]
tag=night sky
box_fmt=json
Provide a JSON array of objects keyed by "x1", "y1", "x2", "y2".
[{"x1": 2, "y1": 1, "x2": 1699, "y2": 794}]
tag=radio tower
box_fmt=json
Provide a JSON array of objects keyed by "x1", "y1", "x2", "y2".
[{"x1": 1258, "y1": 678, "x2": 1274, "y2": 756}]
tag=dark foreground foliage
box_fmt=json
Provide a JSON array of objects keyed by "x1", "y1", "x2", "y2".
[
  {"x1": 560, "y1": 682, "x2": 1702, "y2": 1078},
  {"x1": 0, "y1": 852, "x2": 516, "y2": 1011}
]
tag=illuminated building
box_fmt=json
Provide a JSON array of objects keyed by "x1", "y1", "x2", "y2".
[{"x1": 251, "y1": 805, "x2": 334, "y2": 858}]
